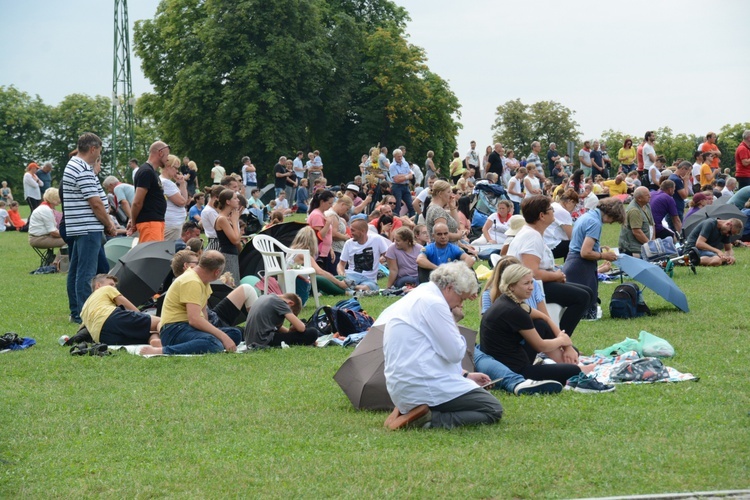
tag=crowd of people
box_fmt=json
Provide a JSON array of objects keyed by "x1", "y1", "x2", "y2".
[{"x1": 4, "y1": 128, "x2": 750, "y2": 431}]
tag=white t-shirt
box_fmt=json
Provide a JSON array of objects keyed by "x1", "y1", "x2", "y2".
[
  {"x1": 584, "y1": 192, "x2": 599, "y2": 210},
  {"x1": 465, "y1": 148, "x2": 479, "y2": 167},
  {"x1": 692, "y1": 162, "x2": 702, "y2": 183},
  {"x1": 340, "y1": 233, "x2": 389, "y2": 281},
  {"x1": 274, "y1": 198, "x2": 289, "y2": 210},
  {"x1": 486, "y1": 213, "x2": 511, "y2": 244},
  {"x1": 160, "y1": 176, "x2": 186, "y2": 227},
  {"x1": 642, "y1": 144, "x2": 656, "y2": 169},
  {"x1": 648, "y1": 165, "x2": 661, "y2": 186},
  {"x1": 543, "y1": 202, "x2": 572, "y2": 249},
  {"x1": 28, "y1": 204, "x2": 57, "y2": 236},
  {"x1": 507, "y1": 176, "x2": 524, "y2": 203},
  {"x1": 524, "y1": 176, "x2": 541, "y2": 198},
  {"x1": 201, "y1": 205, "x2": 219, "y2": 238},
  {"x1": 417, "y1": 188, "x2": 431, "y2": 203},
  {"x1": 0, "y1": 208, "x2": 7, "y2": 231},
  {"x1": 507, "y1": 225, "x2": 555, "y2": 271},
  {"x1": 243, "y1": 164, "x2": 257, "y2": 185},
  {"x1": 211, "y1": 165, "x2": 226, "y2": 184},
  {"x1": 380, "y1": 281, "x2": 479, "y2": 413}
]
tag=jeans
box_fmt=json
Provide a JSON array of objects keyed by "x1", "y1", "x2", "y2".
[
  {"x1": 393, "y1": 275, "x2": 418, "y2": 288},
  {"x1": 274, "y1": 187, "x2": 284, "y2": 198},
  {"x1": 391, "y1": 183, "x2": 415, "y2": 217},
  {"x1": 67, "y1": 231, "x2": 104, "y2": 321},
  {"x1": 345, "y1": 271, "x2": 379, "y2": 290},
  {"x1": 473, "y1": 344, "x2": 525, "y2": 393},
  {"x1": 295, "y1": 276, "x2": 311, "y2": 305},
  {"x1": 160, "y1": 322, "x2": 242, "y2": 355}
]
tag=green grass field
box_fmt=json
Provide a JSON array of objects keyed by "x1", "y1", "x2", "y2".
[{"x1": 2, "y1": 212, "x2": 749, "y2": 498}]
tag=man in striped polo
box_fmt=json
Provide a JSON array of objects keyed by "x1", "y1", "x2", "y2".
[{"x1": 62, "y1": 133, "x2": 116, "y2": 324}]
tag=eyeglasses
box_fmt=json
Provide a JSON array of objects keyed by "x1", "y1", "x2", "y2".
[
  {"x1": 387, "y1": 202, "x2": 396, "y2": 206},
  {"x1": 158, "y1": 144, "x2": 171, "y2": 153}
]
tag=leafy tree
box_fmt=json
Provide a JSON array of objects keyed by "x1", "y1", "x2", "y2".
[
  {"x1": 491, "y1": 99, "x2": 579, "y2": 158},
  {"x1": 0, "y1": 86, "x2": 48, "y2": 193},
  {"x1": 133, "y1": 0, "x2": 458, "y2": 185},
  {"x1": 717, "y1": 122, "x2": 750, "y2": 173}
]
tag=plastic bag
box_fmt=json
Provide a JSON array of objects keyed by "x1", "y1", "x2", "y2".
[
  {"x1": 610, "y1": 358, "x2": 669, "y2": 382},
  {"x1": 594, "y1": 337, "x2": 640, "y2": 357},
  {"x1": 638, "y1": 331, "x2": 675, "y2": 358}
]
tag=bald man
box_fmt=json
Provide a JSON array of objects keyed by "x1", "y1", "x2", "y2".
[
  {"x1": 128, "y1": 141, "x2": 169, "y2": 242},
  {"x1": 618, "y1": 186, "x2": 654, "y2": 257}
]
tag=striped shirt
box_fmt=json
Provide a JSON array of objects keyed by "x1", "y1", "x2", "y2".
[{"x1": 62, "y1": 156, "x2": 108, "y2": 236}]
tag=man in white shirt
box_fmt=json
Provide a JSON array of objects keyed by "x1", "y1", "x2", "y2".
[
  {"x1": 292, "y1": 151, "x2": 306, "y2": 181},
  {"x1": 211, "y1": 160, "x2": 226, "y2": 185},
  {"x1": 642, "y1": 131, "x2": 657, "y2": 171},
  {"x1": 465, "y1": 140, "x2": 479, "y2": 175},
  {"x1": 337, "y1": 219, "x2": 389, "y2": 291},
  {"x1": 380, "y1": 262, "x2": 502, "y2": 430}
]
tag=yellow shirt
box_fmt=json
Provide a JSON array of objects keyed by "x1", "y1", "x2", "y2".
[
  {"x1": 603, "y1": 179, "x2": 628, "y2": 196},
  {"x1": 80, "y1": 286, "x2": 120, "y2": 342},
  {"x1": 618, "y1": 147, "x2": 636, "y2": 165},
  {"x1": 450, "y1": 158, "x2": 465, "y2": 177},
  {"x1": 592, "y1": 183, "x2": 604, "y2": 194},
  {"x1": 160, "y1": 269, "x2": 211, "y2": 328},
  {"x1": 699, "y1": 163, "x2": 713, "y2": 187}
]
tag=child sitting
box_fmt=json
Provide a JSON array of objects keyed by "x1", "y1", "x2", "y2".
[
  {"x1": 243, "y1": 292, "x2": 320, "y2": 347},
  {"x1": 7, "y1": 201, "x2": 27, "y2": 231}
]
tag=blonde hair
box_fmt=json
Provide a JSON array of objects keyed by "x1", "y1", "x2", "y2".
[
  {"x1": 188, "y1": 160, "x2": 197, "y2": 170},
  {"x1": 43, "y1": 187, "x2": 60, "y2": 205},
  {"x1": 499, "y1": 264, "x2": 533, "y2": 306},
  {"x1": 483, "y1": 256, "x2": 521, "y2": 305},
  {"x1": 335, "y1": 195, "x2": 353, "y2": 209},
  {"x1": 291, "y1": 226, "x2": 320, "y2": 258},
  {"x1": 165, "y1": 154, "x2": 181, "y2": 169},
  {"x1": 431, "y1": 179, "x2": 452, "y2": 198}
]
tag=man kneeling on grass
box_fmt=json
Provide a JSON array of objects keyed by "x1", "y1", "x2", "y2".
[
  {"x1": 243, "y1": 293, "x2": 320, "y2": 347},
  {"x1": 141, "y1": 250, "x2": 242, "y2": 355},
  {"x1": 81, "y1": 274, "x2": 161, "y2": 347},
  {"x1": 381, "y1": 262, "x2": 504, "y2": 430}
]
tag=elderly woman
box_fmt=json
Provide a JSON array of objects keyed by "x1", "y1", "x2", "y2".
[
  {"x1": 423, "y1": 150, "x2": 437, "y2": 188},
  {"x1": 23, "y1": 162, "x2": 43, "y2": 212},
  {"x1": 28, "y1": 187, "x2": 65, "y2": 260},
  {"x1": 562, "y1": 197, "x2": 624, "y2": 320},
  {"x1": 507, "y1": 195, "x2": 595, "y2": 336}
]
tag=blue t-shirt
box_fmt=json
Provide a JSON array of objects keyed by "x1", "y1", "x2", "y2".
[
  {"x1": 296, "y1": 186, "x2": 309, "y2": 206},
  {"x1": 668, "y1": 173, "x2": 686, "y2": 216},
  {"x1": 422, "y1": 242, "x2": 464, "y2": 266},
  {"x1": 188, "y1": 204, "x2": 203, "y2": 223},
  {"x1": 590, "y1": 150, "x2": 604, "y2": 172},
  {"x1": 569, "y1": 208, "x2": 603, "y2": 253}
]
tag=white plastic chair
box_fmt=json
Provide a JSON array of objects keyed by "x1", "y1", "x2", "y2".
[{"x1": 252, "y1": 234, "x2": 320, "y2": 308}]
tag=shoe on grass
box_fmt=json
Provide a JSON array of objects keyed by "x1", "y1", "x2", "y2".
[
  {"x1": 565, "y1": 373, "x2": 615, "y2": 393},
  {"x1": 385, "y1": 404, "x2": 431, "y2": 430},
  {"x1": 514, "y1": 379, "x2": 563, "y2": 395}
]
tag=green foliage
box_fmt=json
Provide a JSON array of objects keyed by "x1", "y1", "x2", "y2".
[
  {"x1": 132, "y1": 0, "x2": 460, "y2": 186},
  {"x1": 717, "y1": 122, "x2": 750, "y2": 173},
  {"x1": 0, "y1": 86, "x2": 48, "y2": 191},
  {"x1": 491, "y1": 98, "x2": 580, "y2": 157}
]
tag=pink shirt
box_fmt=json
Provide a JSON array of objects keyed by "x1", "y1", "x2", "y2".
[{"x1": 307, "y1": 209, "x2": 332, "y2": 256}]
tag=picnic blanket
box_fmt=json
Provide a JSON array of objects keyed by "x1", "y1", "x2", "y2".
[{"x1": 579, "y1": 350, "x2": 698, "y2": 384}]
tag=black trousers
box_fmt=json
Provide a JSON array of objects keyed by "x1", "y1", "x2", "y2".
[{"x1": 542, "y1": 281, "x2": 594, "y2": 336}]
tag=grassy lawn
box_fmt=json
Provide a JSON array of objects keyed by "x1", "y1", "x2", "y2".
[{"x1": 1, "y1": 210, "x2": 749, "y2": 498}]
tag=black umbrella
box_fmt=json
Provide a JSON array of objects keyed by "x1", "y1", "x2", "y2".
[
  {"x1": 113, "y1": 241, "x2": 175, "y2": 307},
  {"x1": 683, "y1": 205, "x2": 747, "y2": 241},
  {"x1": 682, "y1": 207, "x2": 711, "y2": 239},
  {"x1": 239, "y1": 221, "x2": 308, "y2": 280}
]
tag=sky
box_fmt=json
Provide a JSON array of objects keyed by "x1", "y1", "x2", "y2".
[{"x1": 2, "y1": 0, "x2": 749, "y2": 157}]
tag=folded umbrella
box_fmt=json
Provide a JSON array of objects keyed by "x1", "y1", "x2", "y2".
[
  {"x1": 113, "y1": 241, "x2": 175, "y2": 307},
  {"x1": 334, "y1": 324, "x2": 477, "y2": 411},
  {"x1": 615, "y1": 254, "x2": 689, "y2": 312}
]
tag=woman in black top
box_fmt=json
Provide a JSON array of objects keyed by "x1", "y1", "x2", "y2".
[
  {"x1": 479, "y1": 264, "x2": 581, "y2": 385},
  {"x1": 213, "y1": 190, "x2": 242, "y2": 285}
]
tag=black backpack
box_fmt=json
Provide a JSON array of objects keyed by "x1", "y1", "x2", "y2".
[
  {"x1": 304, "y1": 305, "x2": 335, "y2": 336},
  {"x1": 610, "y1": 283, "x2": 651, "y2": 319}
]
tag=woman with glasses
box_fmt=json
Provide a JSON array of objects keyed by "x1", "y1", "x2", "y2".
[
  {"x1": 506, "y1": 195, "x2": 595, "y2": 336},
  {"x1": 617, "y1": 138, "x2": 637, "y2": 175}
]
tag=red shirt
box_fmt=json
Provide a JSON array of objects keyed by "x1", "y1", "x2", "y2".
[{"x1": 736, "y1": 141, "x2": 750, "y2": 178}]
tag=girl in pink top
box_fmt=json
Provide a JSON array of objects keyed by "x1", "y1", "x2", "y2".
[{"x1": 306, "y1": 189, "x2": 336, "y2": 273}]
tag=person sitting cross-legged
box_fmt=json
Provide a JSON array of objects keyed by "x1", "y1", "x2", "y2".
[
  {"x1": 80, "y1": 274, "x2": 161, "y2": 347},
  {"x1": 141, "y1": 250, "x2": 242, "y2": 355}
]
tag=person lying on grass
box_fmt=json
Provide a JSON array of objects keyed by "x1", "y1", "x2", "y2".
[
  {"x1": 80, "y1": 274, "x2": 161, "y2": 347},
  {"x1": 243, "y1": 292, "x2": 321, "y2": 347},
  {"x1": 141, "y1": 251, "x2": 242, "y2": 355}
]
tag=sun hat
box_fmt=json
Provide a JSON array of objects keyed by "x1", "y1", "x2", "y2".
[{"x1": 504, "y1": 214, "x2": 526, "y2": 236}]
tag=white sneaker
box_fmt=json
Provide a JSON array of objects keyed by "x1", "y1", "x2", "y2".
[{"x1": 513, "y1": 379, "x2": 563, "y2": 395}]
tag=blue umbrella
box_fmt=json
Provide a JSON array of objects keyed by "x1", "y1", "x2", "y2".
[{"x1": 615, "y1": 254, "x2": 689, "y2": 312}]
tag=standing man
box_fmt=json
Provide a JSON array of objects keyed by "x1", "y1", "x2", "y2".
[
  {"x1": 618, "y1": 187, "x2": 653, "y2": 258},
  {"x1": 389, "y1": 148, "x2": 416, "y2": 217},
  {"x1": 601, "y1": 143, "x2": 612, "y2": 177},
  {"x1": 211, "y1": 160, "x2": 225, "y2": 185},
  {"x1": 307, "y1": 150, "x2": 324, "y2": 185},
  {"x1": 700, "y1": 132, "x2": 722, "y2": 172},
  {"x1": 62, "y1": 132, "x2": 116, "y2": 323},
  {"x1": 128, "y1": 141, "x2": 169, "y2": 242},
  {"x1": 273, "y1": 156, "x2": 292, "y2": 197},
  {"x1": 590, "y1": 140, "x2": 606, "y2": 179},
  {"x1": 241, "y1": 156, "x2": 257, "y2": 199},
  {"x1": 526, "y1": 141, "x2": 545, "y2": 179},
  {"x1": 546, "y1": 143, "x2": 560, "y2": 177},
  {"x1": 129, "y1": 158, "x2": 140, "y2": 182},
  {"x1": 465, "y1": 140, "x2": 480, "y2": 177},
  {"x1": 735, "y1": 130, "x2": 750, "y2": 189},
  {"x1": 642, "y1": 131, "x2": 657, "y2": 176},
  {"x1": 486, "y1": 143, "x2": 505, "y2": 178},
  {"x1": 378, "y1": 147, "x2": 391, "y2": 182},
  {"x1": 381, "y1": 262, "x2": 502, "y2": 430},
  {"x1": 38, "y1": 162, "x2": 53, "y2": 194},
  {"x1": 578, "y1": 140, "x2": 593, "y2": 179},
  {"x1": 292, "y1": 151, "x2": 306, "y2": 183}
]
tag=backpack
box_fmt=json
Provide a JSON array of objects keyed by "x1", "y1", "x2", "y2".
[
  {"x1": 304, "y1": 305, "x2": 335, "y2": 336},
  {"x1": 331, "y1": 298, "x2": 375, "y2": 336},
  {"x1": 640, "y1": 237, "x2": 678, "y2": 262},
  {"x1": 609, "y1": 282, "x2": 651, "y2": 319}
]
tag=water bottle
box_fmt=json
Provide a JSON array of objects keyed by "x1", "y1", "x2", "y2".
[{"x1": 58, "y1": 335, "x2": 70, "y2": 346}]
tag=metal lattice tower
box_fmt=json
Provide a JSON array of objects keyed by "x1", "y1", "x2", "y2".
[{"x1": 112, "y1": 0, "x2": 135, "y2": 177}]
